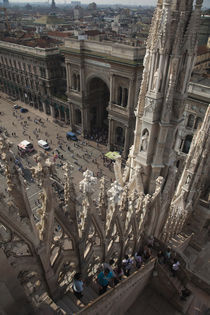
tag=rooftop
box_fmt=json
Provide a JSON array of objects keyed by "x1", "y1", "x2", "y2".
[
  {"x1": 0, "y1": 34, "x2": 62, "y2": 49},
  {"x1": 0, "y1": 39, "x2": 60, "y2": 57},
  {"x1": 63, "y1": 38, "x2": 145, "y2": 64}
]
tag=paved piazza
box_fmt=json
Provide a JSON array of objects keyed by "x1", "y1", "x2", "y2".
[{"x1": 0, "y1": 92, "x2": 115, "y2": 215}]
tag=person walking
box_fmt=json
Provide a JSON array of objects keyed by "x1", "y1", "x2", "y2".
[
  {"x1": 122, "y1": 255, "x2": 133, "y2": 277},
  {"x1": 97, "y1": 268, "x2": 113, "y2": 295},
  {"x1": 73, "y1": 273, "x2": 84, "y2": 299},
  {"x1": 134, "y1": 251, "x2": 142, "y2": 269},
  {"x1": 171, "y1": 259, "x2": 180, "y2": 277}
]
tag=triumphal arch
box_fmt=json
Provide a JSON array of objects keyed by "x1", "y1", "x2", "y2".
[{"x1": 62, "y1": 39, "x2": 145, "y2": 157}]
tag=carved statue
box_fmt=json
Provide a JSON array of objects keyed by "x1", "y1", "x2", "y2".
[
  {"x1": 140, "y1": 130, "x2": 149, "y2": 152},
  {"x1": 152, "y1": 70, "x2": 159, "y2": 91}
]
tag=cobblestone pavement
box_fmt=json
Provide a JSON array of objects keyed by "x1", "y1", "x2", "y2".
[{"x1": 0, "y1": 92, "x2": 116, "y2": 214}]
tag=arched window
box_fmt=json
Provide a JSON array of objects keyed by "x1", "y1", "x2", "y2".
[
  {"x1": 116, "y1": 126, "x2": 124, "y2": 146},
  {"x1": 73, "y1": 73, "x2": 77, "y2": 90},
  {"x1": 182, "y1": 135, "x2": 193, "y2": 154},
  {"x1": 77, "y1": 75, "x2": 80, "y2": 92},
  {"x1": 75, "y1": 109, "x2": 81, "y2": 125},
  {"x1": 123, "y1": 88, "x2": 128, "y2": 107},
  {"x1": 187, "y1": 114, "x2": 195, "y2": 128},
  {"x1": 194, "y1": 117, "x2": 202, "y2": 130},
  {"x1": 117, "y1": 86, "x2": 122, "y2": 105}
]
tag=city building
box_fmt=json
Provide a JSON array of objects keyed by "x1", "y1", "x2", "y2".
[
  {"x1": 62, "y1": 38, "x2": 145, "y2": 157},
  {"x1": 0, "y1": 1, "x2": 209, "y2": 315},
  {"x1": 0, "y1": 37, "x2": 69, "y2": 122}
]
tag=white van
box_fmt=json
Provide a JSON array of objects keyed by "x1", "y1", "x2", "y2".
[
  {"x1": 18, "y1": 140, "x2": 34, "y2": 153},
  {"x1": 38, "y1": 140, "x2": 50, "y2": 150}
]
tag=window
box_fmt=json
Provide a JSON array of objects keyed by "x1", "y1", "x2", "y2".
[
  {"x1": 77, "y1": 74, "x2": 80, "y2": 91},
  {"x1": 117, "y1": 86, "x2": 122, "y2": 105},
  {"x1": 194, "y1": 117, "x2": 202, "y2": 129},
  {"x1": 116, "y1": 126, "x2": 124, "y2": 146},
  {"x1": 73, "y1": 73, "x2": 77, "y2": 90},
  {"x1": 40, "y1": 67, "x2": 46, "y2": 78},
  {"x1": 182, "y1": 135, "x2": 193, "y2": 154},
  {"x1": 117, "y1": 86, "x2": 128, "y2": 107},
  {"x1": 75, "y1": 109, "x2": 81, "y2": 125},
  {"x1": 187, "y1": 114, "x2": 195, "y2": 128},
  {"x1": 123, "y1": 88, "x2": 128, "y2": 107}
]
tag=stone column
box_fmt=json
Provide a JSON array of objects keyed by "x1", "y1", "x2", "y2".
[
  {"x1": 123, "y1": 126, "x2": 129, "y2": 158},
  {"x1": 127, "y1": 79, "x2": 133, "y2": 109},
  {"x1": 58, "y1": 108, "x2": 61, "y2": 120},
  {"x1": 109, "y1": 74, "x2": 113, "y2": 105},
  {"x1": 66, "y1": 63, "x2": 71, "y2": 93},
  {"x1": 51, "y1": 106, "x2": 56, "y2": 118},
  {"x1": 69, "y1": 103, "x2": 74, "y2": 129},
  {"x1": 42, "y1": 102, "x2": 47, "y2": 114},
  {"x1": 64, "y1": 110, "x2": 68, "y2": 124},
  {"x1": 108, "y1": 118, "x2": 114, "y2": 151},
  {"x1": 82, "y1": 107, "x2": 90, "y2": 134}
]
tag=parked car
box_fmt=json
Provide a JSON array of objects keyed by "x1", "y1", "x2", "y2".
[
  {"x1": 18, "y1": 140, "x2": 34, "y2": 153},
  {"x1": 66, "y1": 132, "x2": 78, "y2": 141},
  {"x1": 20, "y1": 108, "x2": 28, "y2": 113},
  {"x1": 13, "y1": 104, "x2": 21, "y2": 109},
  {"x1": 38, "y1": 140, "x2": 50, "y2": 150}
]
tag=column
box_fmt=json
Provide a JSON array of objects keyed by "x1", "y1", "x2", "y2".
[
  {"x1": 66, "y1": 63, "x2": 71, "y2": 93},
  {"x1": 42, "y1": 102, "x2": 47, "y2": 114},
  {"x1": 127, "y1": 79, "x2": 133, "y2": 109},
  {"x1": 51, "y1": 106, "x2": 55, "y2": 118},
  {"x1": 69, "y1": 103, "x2": 73, "y2": 129},
  {"x1": 82, "y1": 107, "x2": 90, "y2": 135},
  {"x1": 109, "y1": 74, "x2": 113, "y2": 106},
  {"x1": 64, "y1": 110, "x2": 68, "y2": 124},
  {"x1": 108, "y1": 118, "x2": 114, "y2": 151},
  {"x1": 123, "y1": 126, "x2": 129, "y2": 158},
  {"x1": 58, "y1": 108, "x2": 61, "y2": 120}
]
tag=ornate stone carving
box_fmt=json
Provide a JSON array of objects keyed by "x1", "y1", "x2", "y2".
[{"x1": 140, "y1": 129, "x2": 149, "y2": 152}]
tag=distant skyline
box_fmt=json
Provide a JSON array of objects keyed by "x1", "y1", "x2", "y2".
[{"x1": 5, "y1": 0, "x2": 210, "y2": 7}]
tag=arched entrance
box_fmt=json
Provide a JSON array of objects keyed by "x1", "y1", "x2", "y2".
[{"x1": 87, "y1": 77, "x2": 109, "y2": 140}]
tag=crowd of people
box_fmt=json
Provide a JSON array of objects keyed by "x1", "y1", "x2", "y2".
[
  {"x1": 71, "y1": 237, "x2": 188, "y2": 302},
  {"x1": 84, "y1": 127, "x2": 108, "y2": 145}
]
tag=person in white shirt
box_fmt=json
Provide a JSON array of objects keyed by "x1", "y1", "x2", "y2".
[{"x1": 171, "y1": 259, "x2": 180, "y2": 277}]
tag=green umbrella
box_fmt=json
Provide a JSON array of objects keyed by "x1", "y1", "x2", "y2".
[{"x1": 105, "y1": 151, "x2": 121, "y2": 160}]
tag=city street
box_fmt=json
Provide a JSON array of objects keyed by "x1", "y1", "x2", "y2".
[{"x1": 0, "y1": 92, "x2": 116, "y2": 213}]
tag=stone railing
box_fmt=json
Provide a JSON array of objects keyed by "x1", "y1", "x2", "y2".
[
  {"x1": 175, "y1": 234, "x2": 194, "y2": 252},
  {"x1": 156, "y1": 237, "x2": 210, "y2": 295},
  {"x1": 173, "y1": 250, "x2": 210, "y2": 295},
  {"x1": 77, "y1": 258, "x2": 156, "y2": 315}
]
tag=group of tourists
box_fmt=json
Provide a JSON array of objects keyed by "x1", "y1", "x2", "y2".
[{"x1": 72, "y1": 236, "x2": 183, "y2": 300}]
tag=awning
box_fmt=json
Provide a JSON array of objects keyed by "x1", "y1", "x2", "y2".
[{"x1": 105, "y1": 151, "x2": 121, "y2": 160}]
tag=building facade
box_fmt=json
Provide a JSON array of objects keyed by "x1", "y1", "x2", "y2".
[
  {"x1": 62, "y1": 39, "x2": 145, "y2": 157},
  {"x1": 0, "y1": 40, "x2": 69, "y2": 123}
]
